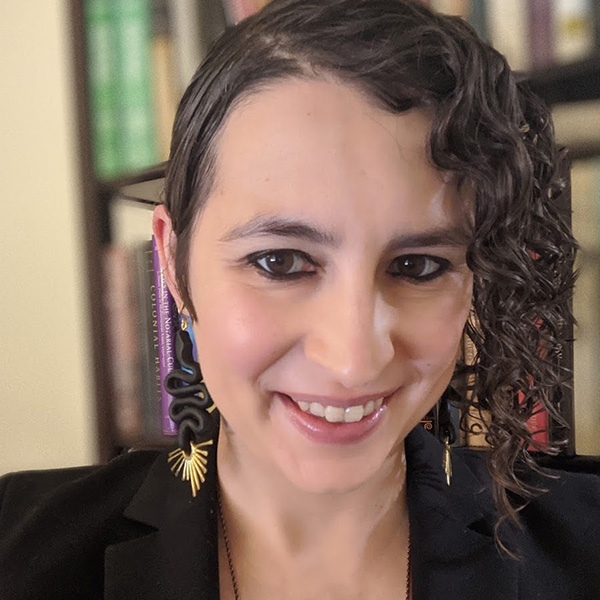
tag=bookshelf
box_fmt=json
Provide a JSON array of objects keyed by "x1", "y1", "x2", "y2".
[{"x1": 69, "y1": 0, "x2": 600, "y2": 463}]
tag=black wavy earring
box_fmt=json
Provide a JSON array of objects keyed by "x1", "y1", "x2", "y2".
[
  {"x1": 439, "y1": 386, "x2": 459, "y2": 486},
  {"x1": 164, "y1": 316, "x2": 218, "y2": 497}
]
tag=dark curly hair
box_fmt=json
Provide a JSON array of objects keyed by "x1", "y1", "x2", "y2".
[{"x1": 163, "y1": 0, "x2": 577, "y2": 550}]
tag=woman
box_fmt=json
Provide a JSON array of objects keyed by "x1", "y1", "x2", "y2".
[{"x1": 1, "y1": 1, "x2": 598, "y2": 599}]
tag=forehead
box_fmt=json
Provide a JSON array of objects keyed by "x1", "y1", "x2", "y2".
[{"x1": 205, "y1": 77, "x2": 466, "y2": 232}]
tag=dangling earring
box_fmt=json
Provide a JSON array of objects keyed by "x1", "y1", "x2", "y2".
[
  {"x1": 439, "y1": 387, "x2": 459, "y2": 486},
  {"x1": 164, "y1": 315, "x2": 218, "y2": 497}
]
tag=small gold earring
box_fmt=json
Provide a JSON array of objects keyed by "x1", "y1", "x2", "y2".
[{"x1": 443, "y1": 435, "x2": 452, "y2": 486}]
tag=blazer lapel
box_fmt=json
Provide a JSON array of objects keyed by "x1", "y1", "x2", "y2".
[
  {"x1": 104, "y1": 427, "x2": 519, "y2": 600},
  {"x1": 104, "y1": 445, "x2": 220, "y2": 600},
  {"x1": 406, "y1": 427, "x2": 519, "y2": 600}
]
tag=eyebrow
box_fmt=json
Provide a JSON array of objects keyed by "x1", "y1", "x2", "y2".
[
  {"x1": 385, "y1": 227, "x2": 471, "y2": 253},
  {"x1": 219, "y1": 214, "x2": 470, "y2": 250},
  {"x1": 220, "y1": 215, "x2": 340, "y2": 247}
]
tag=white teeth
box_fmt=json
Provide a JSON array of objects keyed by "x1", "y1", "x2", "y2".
[
  {"x1": 295, "y1": 396, "x2": 386, "y2": 423},
  {"x1": 309, "y1": 402, "x2": 325, "y2": 417},
  {"x1": 324, "y1": 406, "x2": 345, "y2": 423},
  {"x1": 344, "y1": 405, "x2": 364, "y2": 423}
]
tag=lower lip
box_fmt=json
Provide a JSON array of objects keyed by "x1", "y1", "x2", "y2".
[{"x1": 274, "y1": 393, "x2": 390, "y2": 445}]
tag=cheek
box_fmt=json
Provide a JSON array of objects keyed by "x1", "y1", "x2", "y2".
[
  {"x1": 192, "y1": 283, "x2": 289, "y2": 391},
  {"x1": 398, "y1": 273, "x2": 472, "y2": 367}
]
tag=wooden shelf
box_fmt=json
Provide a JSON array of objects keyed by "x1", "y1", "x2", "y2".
[
  {"x1": 100, "y1": 163, "x2": 167, "y2": 206},
  {"x1": 526, "y1": 53, "x2": 600, "y2": 105}
]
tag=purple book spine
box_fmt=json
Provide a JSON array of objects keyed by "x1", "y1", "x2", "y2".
[
  {"x1": 528, "y1": 0, "x2": 554, "y2": 70},
  {"x1": 152, "y1": 236, "x2": 178, "y2": 435}
]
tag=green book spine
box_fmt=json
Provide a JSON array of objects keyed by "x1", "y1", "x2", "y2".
[
  {"x1": 114, "y1": 0, "x2": 158, "y2": 173},
  {"x1": 85, "y1": 0, "x2": 121, "y2": 180}
]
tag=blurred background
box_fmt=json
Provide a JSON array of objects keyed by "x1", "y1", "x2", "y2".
[{"x1": 2, "y1": 0, "x2": 600, "y2": 475}]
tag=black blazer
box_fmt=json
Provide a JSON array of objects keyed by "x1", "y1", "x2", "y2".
[{"x1": 1, "y1": 425, "x2": 599, "y2": 600}]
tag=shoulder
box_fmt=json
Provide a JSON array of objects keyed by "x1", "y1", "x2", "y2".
[
  {"x1": 519, "y1": 461, "x2": 600, "y2": 547},
  {"x1": 516, "y1": 464, "x2": 600, "y2": 598},
  {"x1": 0, "y1": 449, "x2": 162, "y2": 600},
  {"x1": 460, "y1": 448, "x2": 600, "y2": 597},
  {"x1": 0, "y1": 449, "x2": 161, "y2": 532},
  {"x1": 456, "y1": 447, "x2": 600, "y2": 545}
]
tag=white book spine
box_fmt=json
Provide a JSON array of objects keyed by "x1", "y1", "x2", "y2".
[
  {"x1": 486, "y1": 0, "x2": 530, "y2": 72},
  {"x1": 168, "y1": 0, "x2": 207, "y2": 93}
]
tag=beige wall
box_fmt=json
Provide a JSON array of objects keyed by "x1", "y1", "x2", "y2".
[{"x1": 0, "y1": 2, "x2": 96, "y2": 474}]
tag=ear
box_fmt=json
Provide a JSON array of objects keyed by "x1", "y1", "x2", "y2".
[{"x1": 153, "y1": 204, "x2": 185, "y2": 311}]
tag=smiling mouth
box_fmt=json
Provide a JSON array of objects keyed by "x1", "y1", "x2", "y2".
[{"x1": 289, "y1": 396, "x2": 386, "y2": 424}]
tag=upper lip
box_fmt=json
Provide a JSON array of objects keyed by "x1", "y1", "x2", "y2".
[{"x1": 281, "y1": 389, "x2": 397, "y2": 408}]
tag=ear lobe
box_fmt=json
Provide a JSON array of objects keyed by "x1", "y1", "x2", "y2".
[{"x1": 152, "y1": 204, "x2": 184, "y2": 310}]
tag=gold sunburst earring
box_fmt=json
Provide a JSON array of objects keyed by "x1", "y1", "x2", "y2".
[{"x1": 165, "y1": 315, "x2": 218, "y2": 497}]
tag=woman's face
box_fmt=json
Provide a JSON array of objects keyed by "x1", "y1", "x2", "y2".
[{"x1": 159, "y1": 78, "x2": 473, "y2": 494}]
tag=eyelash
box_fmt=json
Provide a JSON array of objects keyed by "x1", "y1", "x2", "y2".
[{"x1": 245, "y1": 249, "x2": 452, "y2": 283}]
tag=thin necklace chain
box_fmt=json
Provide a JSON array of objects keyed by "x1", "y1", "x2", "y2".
[
  {"x1": 217, "y1": 488, "x2": 412, "y2": 600},
  {"x1": 218, "y1": 488, "x2": 241, "y2": 600}
]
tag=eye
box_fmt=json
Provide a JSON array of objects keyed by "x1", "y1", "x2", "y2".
[
  {"x1": 249, "y1": 250, "x2": 317, "y2": 279},
  {"x1": 388, "y1": 254, "x2": 450, "y2": 282}
]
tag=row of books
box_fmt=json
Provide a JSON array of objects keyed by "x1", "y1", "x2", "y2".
[
  {"x1": 103, "y1": 236, "x2": 561, "y2": 450},
  {"x1": 427, "y1": 0, "x2": 600, "y2": 72},
  {"x1": 85, "y1": 0, "x2": 600, "y2": 182},
  {"x1": 421, "y1": 342, "x2": 555, "y2": 451},
  {"x1": 85, "y1": 0, "x2": 266, "y2": 181},
  {"x1": 570, "y1": 158, "x2": 600, "y2": 456},
  {"x1": 103, "y1": 237, "x2": 179, "y2": 443}
]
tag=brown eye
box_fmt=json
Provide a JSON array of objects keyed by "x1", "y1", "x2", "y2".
[
  {"x1": 389, "y1": 255, "x2": 449, "y2": 281},
  {"x1": 254, "y1": 250, "x2": 315, "y2": 278}
]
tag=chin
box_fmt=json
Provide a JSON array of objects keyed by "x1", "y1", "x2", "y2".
[{"x1": 275, "y1": 447, "x2": 400, "y2": 496}]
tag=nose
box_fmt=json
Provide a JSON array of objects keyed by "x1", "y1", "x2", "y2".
[{"x1": 303, "y1": 283, "x2": 395, "y2": 389}]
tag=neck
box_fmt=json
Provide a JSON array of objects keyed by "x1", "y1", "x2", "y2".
[{"x1": 216, "y1": 427, "x2": 410, "y2": 599}]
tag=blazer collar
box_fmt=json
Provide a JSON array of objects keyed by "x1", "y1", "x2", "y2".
[
  {"x1": 104, "y1": 443, "x2": 220, "y2": 600},
  {"x1": 405, "y1": 427, "x2": 519, "y2": 600},
  {"x1": 105, "y1": 426, "x2": 518, "y2": 600}
]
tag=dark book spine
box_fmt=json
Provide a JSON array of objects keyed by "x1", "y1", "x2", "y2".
[
  {"x1": 135, "y1": 240, "x2": 162, "y2": 440},
  {"x1": 528, "y1": 0, "x2": 554, "y2": 70},
  {"x1": 468, "y1": 0, "x2": 488, "y2": 42},
  {"x1": 103, "y1": 245, "x2": 143, "y2": 442}
]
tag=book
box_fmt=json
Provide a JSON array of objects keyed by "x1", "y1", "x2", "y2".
[
  {"x1": 152, "y1": 237, "x2": 178, "y2": 436},
  {"x1": 113, "y1": 0, "x2": 159, "y2": 174},
  {"x1": 84, "y1": 0, "x2": 121, "y2": 179},
  {"x1": 103, "y1": 245, "x2": 143, "y2": 442},
  {"x1": 462, "y1": 331, "x2": 491, "y2": 449},
  {"x1": 430, "y1": 0, "x2": 469, "y2": 19},
  {"x1": 553, "y1": 0, "x2": 595, "y2": 65},
  {"x1": 468, "y1": 0, "x2": 488, "y2": 42},
  {"x1": 528, "y1": 0, "x2": 555, "y2": 70},
  {"x1": 151, "y1": 0, "x2": 179, "y2": 161},
  {"x1": 200, "y1": 0, "x2": 229, "y2": 54},
  {"x1": 486, "y1": 0, "x2": 530, "y2": 72},
  {"x1": 167, "y1": 0, "x2": 209, "y2": 93},
  {"x1": 570, "y1": 158, "x2": 600, "y2": 456},
  {"x1": 462, "y1": 319, "x2": 563, "y2": 451},
  {"x1": 134, "y1": 240, "x2": 162, "y2": 440},
  {"x1": 522, "y1": 392, "x2": 550, "y2": 449}
]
